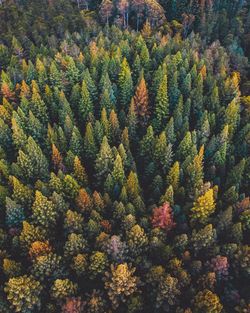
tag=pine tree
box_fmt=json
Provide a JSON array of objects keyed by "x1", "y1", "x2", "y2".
[
  {"x1": 30, "y1": 85, "x2": 48, "y2": 125},
  {"x1": 5, "y1": 275, "x2": 42, "y2": 313},
  {"x1": 186, "y1": 145, "x2": 204, "y2": 195},
  {"x1": 51, "y1": 144, "x2": 63, "y2": 171},
  {"x1": 32, "y1": 191, "x2": 57, "y2": 229},
  {"x1": 69, "y1": 126, "x2": 84, "y2": 157},
  {"x1": 126, "y1": 171, "x2": 141, "y2": 201},
  {"x1": 104, "y1": 263, "x2": 139, "y2": 309},
  {"x1": 134, "y1": 74, "x2": 149, "y2": 126},
  {"x1": 112, "y1": 154, "x2": 125, "y2": 186},
  {"x1": 49, "y1": 61, "x2": 62, "y2": 90},
  {"x1": 16, "y1": 137, "x2": 49, "y2": 181},
  {"x1": 73, "y1": 156, "x2": 88, "y2": 186},
  {"x1": 64, "y1": 175, "x2": 80, "y2": 200},
  {"x1": 95, "y1": 136, "x2": 114, "y2": 186},
  {"x1": 5, "y1": 197, "x2": 25, "y2": 228},
  {"x1": 140, "y1": 125, "x2": 155, "y2": 160},
  {"x1": 19, "y1": 221, "x2": 46, "y2": 250},
  {"x1": 151, "y1": 202, "x2": 175, "y2": 232},
  {"x1": 101, "y1": 108, "x2": 110, "y2": 139},
  {"x1": 191, "y1": 188, "x2": 216, "y2": 224},
  {"x1": 193, "y1": 289, "x2": 223, "y2": 313},
  {"x1": 118, "y1": 58, "x2": 133, "y2": 111},
  {"x1": 84, "y1": 123, "x2": 97, "y2": 161},
  {"x1": 154, "y1": 132, "x2": 173, "y2": 174},
  {"x1": 166, "y1": 161, "x2": 180, "y2": 191},
  {"x1": 76, "y1": 188, "x2": 93, "y2": 212},
  {"x1": 79, "y1": 80, "x2": 94, "y2": 123},
  {"x1": 127, "y1": 98, "x2": 138, "y2": 143},
  {"x1": 165, "y1": 117, "x2": 176, "y2": 145},
  {"x1": 11, "y1": 117, "x2": 27, "y2": 150},
  {"x1": 176, "y1": 131, "x2": 194, "y2": 161},
  {"x1": 100, "y1": 89, "x2": 114, "y2": 116},
  {"x1": 109, "y1": 110, "x2": 121, "y2": 145},
  {"x1": 51, "y1": 279, "x2": 77, "y2": 302},
  {"x1": 156, "y1": 274, "x2": 180, "y2": 309},
  {"x1": 11, "y1": 176, "x2": 33, "y2": 207},
  {"x1": 224, "y1": 98, "x2": 240, "y2": 139},
  {"x1": 152, "y1": 73, "x2": 169, "y2": 132}
]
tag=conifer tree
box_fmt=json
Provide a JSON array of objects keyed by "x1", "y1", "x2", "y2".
[
  {"x1": 154, "y1": 131, "x2": 173, "y2": 174},
  {"x1": 118, "y1": 58, "x2": 133, "y2": 111},
  {"x1": 73, "y1": 156, "x2": 88, "y2": 186},
  {"x1": 101, "y1": 108, "x2": 110, "y2": 139},
  {"x1": 190, "y1": 188, "x2": 216, "y2": 224},
  {"x1": 224, "y1": 98, "x2": 240, "y2": 139},
  {"x1": 5, "y1": 275, "x2": 42, "y2": 313},
  {"x1": 16, "y1": 137, "x2": 49, "y2": 181},
  {"x1": 84, "y1": 123, "x2": 97, "y2": 161},
  {"x1": 133, "y1": 74, "x2": 149, "y2": 126},
  {"x1": 95, "y1": 136, "x2": 114, "y2": 186},
  {"x1": 109, "y1": 110, "x2": 121, "y2": 145},
  {"x1": 186, "y1": 145, "x2": 204, "y2": 195},
  {"x1": 104, "y1": 263, "x2": 139, "y2": 309},
  {"x1": 112, "y1": 154, "x2": 125, "y2": 186},
  {"x1": 69, "y1": 126, "x2": 84, "y2": 157},
  {"x1": 51, "y1": 144, "x2": 63, "y2": 171},
  {"x1": 100, "y1": 89, "x2": 114, "y2": 115},
  {"x1": 166, "y1": 161, "x2": 180, "y2": 191},
  {"x1": 79, "y1": 80, "x2": 94, "y2": 123},
  {"x1": 152, "y1": 73, "x2": 169, "y2": 132},
  {"x1": 32, "y1": 191, "x2": 57, "y2": 230},
  {"x1": 30, "y1": 85, "x2": 48, "y2": 125},
  {"x1": 140, "y1": 125, "x2": 155, "y2": 160},
  {"x1": 193, "y1": 289, "x2": 223, "y2": 313},
  {"x1": 126, "y1": 171, "x2": 141, "y2": 201}
]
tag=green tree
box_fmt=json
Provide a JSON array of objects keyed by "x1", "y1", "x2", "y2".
[
  {"x1": 152, "y1": 74, "x2": 169, "y2": 132},
  {"x1": 84, "y1": 123, "x2": 97, "y2": 161},
  {"x1": 79, "y1": 80, "x2": 94, "y2": 123},
  {"x1": 32, "y1": 191, "x2": 57, "y2": 230},
  {"x1": 15, "y1": 137, "x2": 49, "y2": 181},
  {"x1": 118, "y1": 58, "x2": 133, "y2": 111},
  {"x1": 112, "y1": 154, "x2": 125, "y2": 186},
  {"x1": 95, "y1": 136, "x2": 114, "y2": 186}
]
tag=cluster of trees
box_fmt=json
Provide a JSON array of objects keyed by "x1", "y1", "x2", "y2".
[{"x1": 0, "y1": 0, "x2": 249, "y2": 312}]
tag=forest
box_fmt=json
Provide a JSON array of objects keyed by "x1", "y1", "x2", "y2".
[{"x1": 0, "y1": 0, "x2": 250, "y2": 312}]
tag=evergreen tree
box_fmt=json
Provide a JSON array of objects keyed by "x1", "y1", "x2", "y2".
[
  {"x1": 32, "y1": 191, "x2": 57, "y2": 230},
  {"x1": 84, "y1": 123, "x2": 97, "y2": 161},
  {"x1": 15, "y1": 137, "x2": 49, "y2": 181},
  {"x1": 134, "y1": 74, "x2": 149, "y2": 126},
  {"x1": 118, "y1": 58, "x2": 133, "y2": 111},
  {"x1": 79, "y1": 80, "x2": 94, "y2": 123},
  {"x1": 190, "y1": 188, "x2": 216, "y2": 225},
  {"x1": 152, "y1": 73, "x2": 169, "y2": 132}
]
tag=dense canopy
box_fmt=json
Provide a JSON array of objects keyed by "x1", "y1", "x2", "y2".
[{"x1": 0, "y1": 0, "x2": 249, "y2": 312}]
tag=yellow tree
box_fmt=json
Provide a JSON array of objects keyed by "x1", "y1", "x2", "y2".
[
  {"x1": 166, "y1": 161, "x2": 180, "y2": 191},
  {"x1": 190, "y1": 188, "x2": 216, "y2": 225},
  {"x1": 73, "y1": 156, "x2": 88, "y2": 186}
]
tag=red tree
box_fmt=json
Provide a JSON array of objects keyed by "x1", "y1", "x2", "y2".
[{"x1": 151, "y1": 202, "x2": 175, "y2": 232}]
